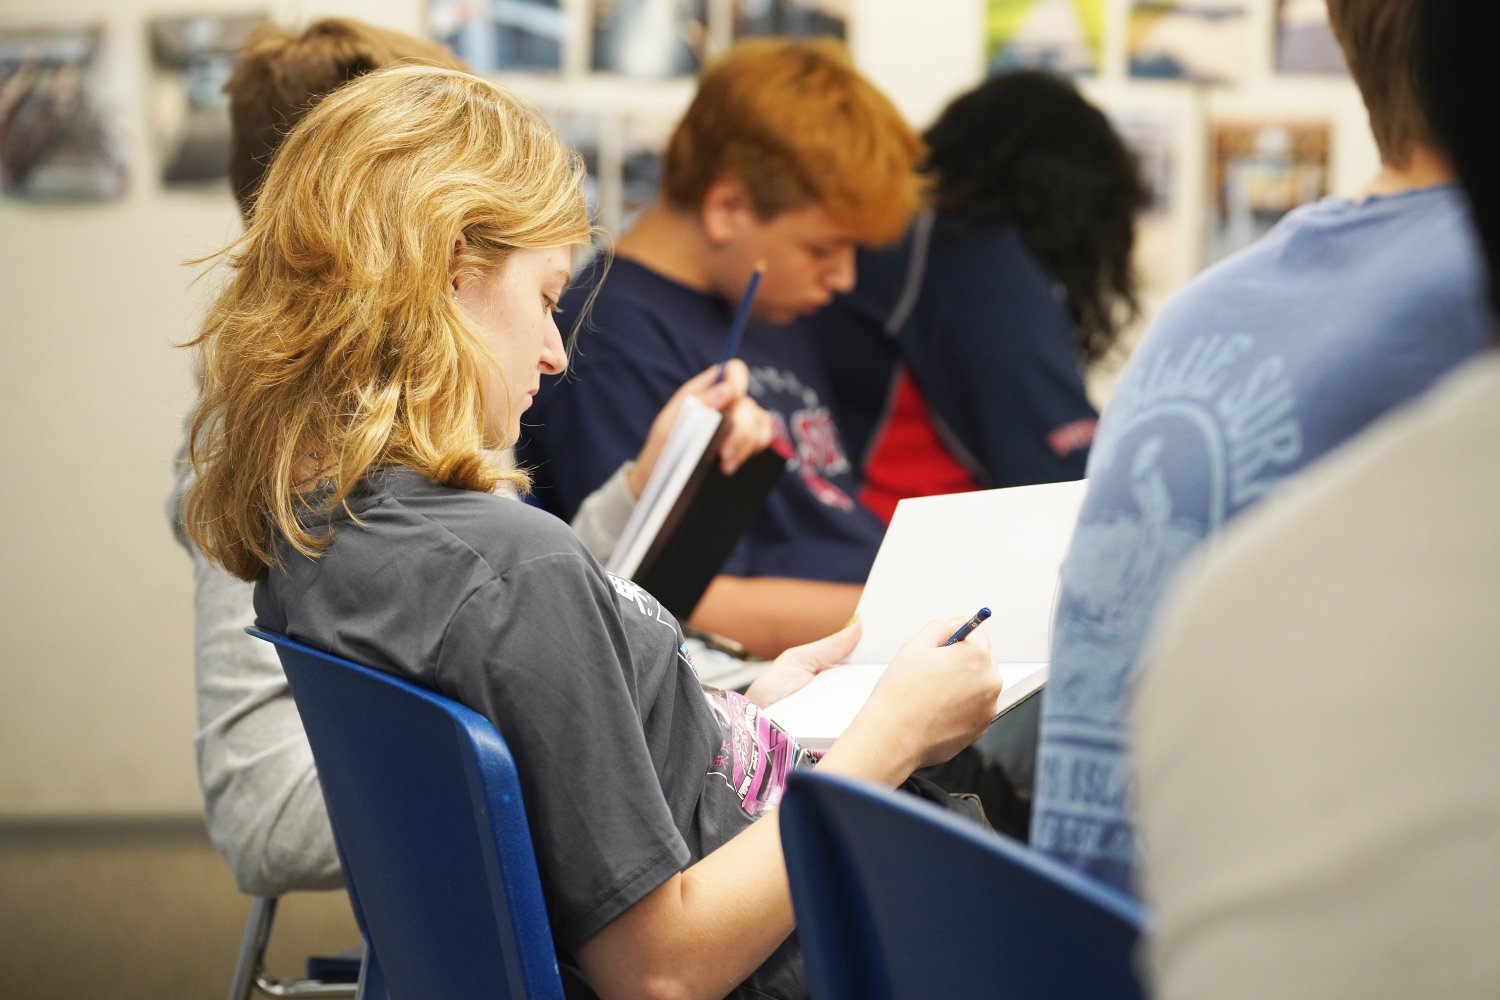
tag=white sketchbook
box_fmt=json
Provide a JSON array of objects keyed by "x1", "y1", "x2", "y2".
[{"x1": 763, "y1": 478, "x2": 1088, "y2": 750}]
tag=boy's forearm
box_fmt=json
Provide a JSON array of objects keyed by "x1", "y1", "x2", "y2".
[{"x1": 689, "y1": 576, "x2": 862, "y2": 660}]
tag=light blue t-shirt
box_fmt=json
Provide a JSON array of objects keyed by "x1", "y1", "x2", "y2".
[{"x1": 1032, "y1": 184, "x2": 1491, "y2": 893}]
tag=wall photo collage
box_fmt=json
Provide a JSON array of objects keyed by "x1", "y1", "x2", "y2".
[{"x1": 4, "y1": 1, "x2": 1357, "y2": 278}]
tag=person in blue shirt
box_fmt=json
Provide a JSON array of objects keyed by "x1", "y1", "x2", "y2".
[
  {"x1": 804, "y1": 70, "x2": 1150, "y2": 522},
  {"x1": 518, "y1": 39, "x2": 925, "y2": 659},
  {"x1": 1032, "y1": 0, "x2": 1494, "y2": 895}
]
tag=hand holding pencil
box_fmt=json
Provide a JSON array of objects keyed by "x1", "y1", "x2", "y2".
[
  {"x1": 714, "y1": 260, "x2": 765, "y2": 383},
  {"x1": 627, "y1": 260, "x2": 776, "y2": 497}
]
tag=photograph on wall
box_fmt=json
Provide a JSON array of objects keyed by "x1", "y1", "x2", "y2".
[
  {"x1": 591, "y1": 0, "x2": 708, "y2": 78},
  {"x1": 535, "y1": 99, "x2": 603, "y2": 222},
  {"x1": 1111, "y1": 106, "x2": 1181, "y2": 287},
  {"x1": 429, "y1": 0, "x2": 566, "y2": 73},
  {"x1": 1205, "y1": 118, "x2": 1329, "y2": 265},
  {"x1": 1128, "y1": 0, "x2": 1249, "y2": 85},
  {"x1": 619, "y1": 106, "x2": 678, "y2": 231},
  {"x1": 0, "y1": 20, "x2": 127, "y2": 201},
  {"x1": 731, "y1": 0, "x2": 847, "y2": 42},
  {"x1": 985, "y1": 0, "x2": 1105, "y2": 77},
  {"x1": 148, "y1": 12, "x2": 265, "y2": 187},
  {"x1": 1273, "y1": 0, "x2": 1346, "y2": 76},
  {"x1": 1111, "y1": 107, "x2": 1176, "y2": 217}
]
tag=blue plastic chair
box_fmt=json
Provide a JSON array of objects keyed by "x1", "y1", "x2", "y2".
[
  {"x1": 780, "y1": 770, "x2": 1148, "y2": 1000},
  {"x1": 249, "y1": 628, "x2": 568, "y2": 1000}
]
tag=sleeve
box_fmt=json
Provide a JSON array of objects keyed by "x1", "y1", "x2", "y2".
[
  {"x1": 907, "y1": 237, "x2": 1097, "y2": 488},
  {"x1": 518, "y1": 293, "x2": 699, "y2": 520},
  {"x1": 191, "y1": 547, "x2": 345, "y2": 896},
  {"x1": 172, "y1": 443, "x2": 343, "y2": 895},
  {"x1": 568, "y1": 463, "x2": 637, "y2": 563},
  {"x1": 435, "y1": 551, "x2": 691, "y2": 953}
]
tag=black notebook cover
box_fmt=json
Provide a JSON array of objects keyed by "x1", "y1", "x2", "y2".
[{"x1": 632, "y1": 430, "x2": 789, "y2": 620}]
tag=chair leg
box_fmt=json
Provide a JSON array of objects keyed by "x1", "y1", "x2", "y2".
[
  {"x1": 228, "y1": 894, "x2": 359, "y2": 999},
  {"x1": 354, "y1": 945, "x2": 385, "y2": 1000},
  {"x1": 228, "y1": 897, "x2": 278, "y2": 1000}
]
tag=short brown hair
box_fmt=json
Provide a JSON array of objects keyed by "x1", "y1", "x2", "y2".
[
  {"x1": 225, "y1": 18, "x2": 465, "y2": 219},
  {"x1": 1326, "y1": 0, "x2": 1435, "y2": 165},
  {"x1": 660, "y1": 38, "x2": 923, "y2": 245}
]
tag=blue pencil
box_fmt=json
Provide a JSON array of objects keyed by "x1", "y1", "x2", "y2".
[{"x1": 714, "y1": 262, "x2": 764, "y2": 383}]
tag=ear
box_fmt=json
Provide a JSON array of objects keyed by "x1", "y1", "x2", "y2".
[
  {"x1": 450, "y1": 232, "x2": 469, "y2": 293},
  {"x1": 701, "y1": 176, "x2": 755, "y2": 246}
]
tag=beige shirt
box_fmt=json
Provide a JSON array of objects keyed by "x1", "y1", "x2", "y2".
[{"x1": 1134, "y1": 351, "x2": 1500, "y2": 999}]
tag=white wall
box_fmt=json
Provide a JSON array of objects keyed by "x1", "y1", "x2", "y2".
[
  {"x1": 0, "y1": 0, "x2": 1376, "y2": 816},
  {"x1": 0, "y1": 0, "x2": 422, "y2": 817}
]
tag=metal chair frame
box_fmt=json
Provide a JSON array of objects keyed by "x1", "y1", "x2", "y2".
[{"x1": 226, "y1": 895, "x2": 360, "y2": 1000}]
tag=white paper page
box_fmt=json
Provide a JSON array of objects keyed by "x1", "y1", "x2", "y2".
[
  {"x1": 849, "y1": 479, "x2": 1088, "y2": 665},
  {"x1": 606, "y1": 397, "x2": 722, "y2": 578},
  {"x1": 763, "y1": 660, "x2": 1048, "y2": 751}
]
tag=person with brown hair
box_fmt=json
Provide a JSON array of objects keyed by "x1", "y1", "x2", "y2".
[
  {"x1": 1032, "y1": 0, "x2": 1492, "y2": 894},
  {"x1": 169, "y1": 17, "x2": 771, "y2": 898},
  {"x1": 185, "y1": 63, "x2": 1001, "y2": 1000},
  {"x1": 223, "y1": 18, "x2": 464, "y2": 218},
  {"x1": 518, "y1": 38, "x2": 925, "y2": 660}
]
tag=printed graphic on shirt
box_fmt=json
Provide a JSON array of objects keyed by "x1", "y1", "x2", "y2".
[
  {"x1": 1036, "y1": 333, "x2": 1304, "y2": 888},
  {"x1": 702, "y1": 688, "x2": 818, "y2": 817},
  {"x1": 749, "y1": 364, "x2": 857, "y2": 511},
  {"x1": 606, "y1": 572, "x2": 678, "y2": 634},
  {"x1": 1048, "y1": 418, "x2": 1098, "y2": 458}
]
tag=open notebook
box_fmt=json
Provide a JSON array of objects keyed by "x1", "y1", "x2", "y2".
[{"x1": 763, "y1": 478, "x2": 1088, "y2": 750}]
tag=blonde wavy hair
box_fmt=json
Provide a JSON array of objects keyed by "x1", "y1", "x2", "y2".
[{"x1": 185, "y1": 65, "x2": 591, "y2": 581}]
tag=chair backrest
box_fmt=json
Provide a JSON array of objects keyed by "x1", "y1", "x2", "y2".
[
  {"x1": 249, "y1": 628, "x2": 565, "y2": 1000},
  {"x1": 780, "y1": 770, "x2": 1147, "y2": 1000}
]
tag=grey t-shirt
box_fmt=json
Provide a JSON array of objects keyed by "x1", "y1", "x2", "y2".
[{"x1": 254, "y1": 467, "x2": 810, "y2": 998}]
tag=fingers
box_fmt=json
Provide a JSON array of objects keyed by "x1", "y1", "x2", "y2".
[
  {"x1": 717, "y1": 397, "x2": 776, "y2": 474},
  {"x1": 686, "y1": 359, "x2": 750, "y2": 413},
  {"x1": 775, "y1": 617, "x2": 863, "y2": 674},
  {"x1": 905, "y1": 616, "x2": 994, "y2": 658},
  {"x1": 876, "y1": 620, "x2": 1001, "y2": 767}
]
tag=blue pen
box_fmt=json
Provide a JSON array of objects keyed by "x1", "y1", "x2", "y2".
[
  {"x1": 943, "y1": 607, "x2": 991, "y2": 646},
  {"x1": 713, "y1": 262, "x2": 764, "y2": 384}
]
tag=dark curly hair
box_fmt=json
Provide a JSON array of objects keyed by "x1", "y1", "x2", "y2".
[{"x1": 924, "y1": 70, "x2": 1151, "y2": 367}]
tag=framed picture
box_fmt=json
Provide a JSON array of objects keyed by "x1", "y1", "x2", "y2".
[
  {"x1": 1273, "y1": 0, "x2": 1347, "y2": 76},
  {"x1": 0, "y1": 20, "x2": 127, "y2": 201},
  {"x1": 591, "y1": 0, "x2": 708, "y2": 78},
  {"x1": 1128, "y1": 0, "x2": 1250, "y2": 86},
  {"x1": 731, "y1": 0, "x2": 847, "y2": 42},
  {"x1": 1206, "y1": 118, "x2": 1330, "y2": 264},
  {"x1": 148, "y1": 11, "x2": 265, "y2": 187},
  {"x1": 430, "y1": 0, "x2": 566, "y2": 73},
  {"x1": 986, "y1": 0, "x2": 1105, "y2": 76}
]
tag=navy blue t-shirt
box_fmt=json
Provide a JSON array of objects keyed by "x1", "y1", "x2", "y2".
[
  {"x1": 807, "y1": 211, "x2": 1097, "y2": 487},
  {"x1": 518, "y1": 257, "x2": 884, "y2": 584}
]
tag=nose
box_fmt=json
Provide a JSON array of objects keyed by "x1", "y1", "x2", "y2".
[
  {"x1": 540, "y1": 318, "x2": 568, "y2": 376},
  {"x1": 826, "y1": 245, "x2": 856, "y2": 294}
]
